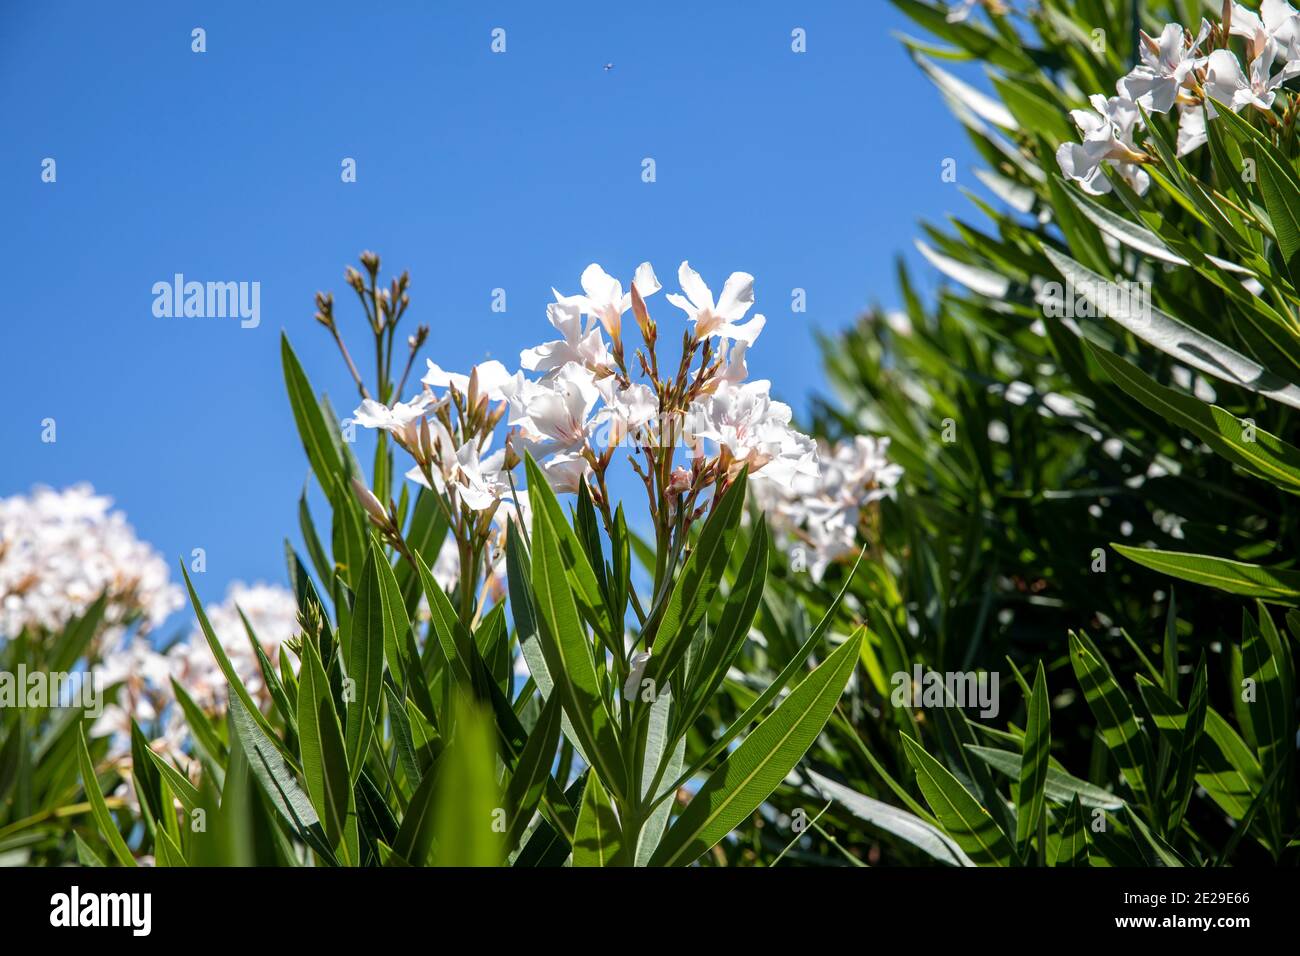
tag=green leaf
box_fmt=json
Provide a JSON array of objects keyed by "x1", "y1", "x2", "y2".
[
  {"x1": 226, "y1": 694, "x2": 337, "y2": 864},
  {"x1": 432, "y1": 695, "x2": 504, "y2": 867},
  {"x1": 1113, "y1": 545, "x2": 1300, "y2": 604},
  {"x1": 1054, "y1": 796, "x2": 1091, "y2": 867},
  {"x1": 1042, "y1": 246, "x2": 1300, "y2": 411},
  {"x1": 1214, "y1": 99, "x2": 1300, "y2": 290},
  {"x1": 413, "y1": 550, "x2": 475, "y2": 689},
  {"x1": 900, "y1": 734, "x2": 1015, "y2": 867},
  {"x1": 809, "y1": 770, "x2": 974, "y2": 867},
  {"x1": 572, "y1": 773, "x2": 625, "y2": 867},
  {"x1": 678, "y1": 520, "x2": 768, "y2": 731},
  {"x1": 75, "y1": 726, "x2": 135, "y2": 867},
  {"x1": 503, "y1": 693, "x2": 563, "y2": 849},
  {"x1": 1197, "y1": 708, "x2": 1263, "y2": 818},
  {"x1": 1016, "y1": 661, "x2": 1050, "y2": 847},
  {"x1": 1068, "y1": 632, "x2": 1153, "y2": 806},
  {"x1": 650, "y1": 629, "x2": 863, "y2": 867},
  {"x1": 181, "y1": 565, "x2": 288, "y2": 759},
  {"x1": 964, "y1": 746, "x2": 1125, "y2": 810},
  {"x1": 644, "y1": 470, "x2": 749, "y2": 693},
  {"x1": 345, "y1": 542, "x2": 394, "y2": 779},
  {"x1": 297, "y1": 638, "x2": 355, "y2": 858},
  {"x1": 523, "y1": 453, "x2": 616, "y2": 649},
  {"x1": 391, "y1": 763, "x2": 440, "y2": 866},
  {"x1": 529, "y1": 474, "x2": 627, "y2": 800},
  {"x1": 1089, "y1": 344, "x2": 1300, "y2": 495},
  {"x1": 281, "y1": 332, "x2": 346, "y2": 491}
]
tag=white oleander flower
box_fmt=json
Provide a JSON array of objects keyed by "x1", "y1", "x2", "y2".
[
  {"x1": 1055, "y1": 94, "x2": 1150, "y2": 195},
  {"x1": 1230, "y1": 1, "x2": 1300, "y2": 60},
  {"x1": 666, "y1": 261, "x2": 766, "y2": 344},
  {"x1": 1204, "y1": 39, "x2": 1300, "y2": 114},
  {"x1": 687, "y1": 380, "x2": 818, "y2": 486},
  {"x1": 575, "y1": 262, "x2": 660, "y2": 341},
  {"x1": 504, "y1": 362, "x2": 602, "y2": 455},
  {"x1": 0, "y1": 485, "x2": 180, "y2": 642},
  {"x1": 520, "y1": 298, "x2": 611, "y2": 376},
  {"x1": 1117, "y1": 20, "x2": 1211, "y2": 113},
  {"x1": 422, "y1": 359, "x2": 512, "y2": 402}
]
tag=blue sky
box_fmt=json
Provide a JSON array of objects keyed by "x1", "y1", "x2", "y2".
[{"x1": 0, "y1": 1, "x2": 979, "y2": 633}]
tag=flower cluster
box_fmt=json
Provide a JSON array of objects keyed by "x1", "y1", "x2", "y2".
[
  {"x1": 1056, "y1": 5, "x2": 1300, "y2": 195},
  {"x1": 0, "y1": 485, "x2": 180, "y2": 644},
  {"x1": 351, "y1": 260, "x2": 820, "y2": 606},
  {"x1": 751, "y1": 436, "x2": 902, "y2": 582}
]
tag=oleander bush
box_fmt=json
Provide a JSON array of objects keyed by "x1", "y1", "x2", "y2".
[{"x1": 4, "y1": 0, "x2": 1299, "y2": 867}]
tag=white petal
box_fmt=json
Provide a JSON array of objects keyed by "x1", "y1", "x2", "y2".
[
  {"x1": 677, "y1": 260, "x2": 713, "y2": 312},
  {"x1": 714, "y1": 271, "x2": 756, "y2": 322}
]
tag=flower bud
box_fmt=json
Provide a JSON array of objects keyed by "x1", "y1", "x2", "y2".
[{"x1": 350, "y1": 477, "x2": 389, "y2": 527}]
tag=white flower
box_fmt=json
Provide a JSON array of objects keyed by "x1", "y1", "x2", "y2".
[
  {"x1": 1230, "y1": 1, "x2": 1300, "y2": 60},
  {"x1": 1176, "y1": 103, "x2": 1208, "y2": 156},
  {"x1": 576, "y1": 262, "x2": 660, "y2": 341},
  {"x1": 520, "y1": 298, "x2": 611, "y2": 376},
  {"x1": 623, "y1": 651, "x2": 651, "y2": 700},
  {"x1": 352, "y1": 391, "x2": 436, "y2": 438},
  {"x1": 539, "y1": 452, "x2": 591, "y2": 495},
  {"x1": 687, "y1": 380, "x2": 817, "y2": 486},
  {"x1": 422, "y1": 359, "x2": 512, "y2": 402},
  {"x1": 1204, "y1": 40, "x2": 1300, "y2": 113},
  {"x1": 749, "y1": 435, "x2": 902, "y2": 583},
  {"x1": 0, "y1": 485, "x2": 180, "y2": 641},
  {"x1": 594, "y1": 380, "x2": 659, "y2": 447},
  {"x1": 450, "y1": 443, "x2": 511, "y2": 511},
  {"x1": 1055, "y1": 94, "x2": 1149, "y2": 196},
  {"x1": 1117, "y1": 20, "x2": 1211, "y2": 113},
  {"x1": 504, "y1": 362, "x2": 601, "y2": 455},
  {"x1": 666, "y1": 261, "x2": 766, "y2": 344}
]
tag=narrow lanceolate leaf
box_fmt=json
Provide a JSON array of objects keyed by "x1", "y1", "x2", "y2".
[
  {"x1": 572, "y1": 773, "x2": 625, "y2": 867},
  {"x1": 1068, "y1": 633, "x2": 1153, "y2": 806},
  {"x1": 1054, "y1": 796, "x2": 1090, "y2": 867},
  {"x1": 345, "y1": 543, "x2": 393, "y2": 779},
  {"x1": 76, "y1": 727, "x2": 135, "y2": 867},
  {"x1": 523, "y1": 453, "x2": 615, "y2": 647},
  {"x1": 1065, "y1": 183, "x2": 1187, "y2": 265},
  {"x1": 504, "y1": 693, "x2": 564, "y2": 849},
  {"x1": 964, "y1": 746, "x2": 1125, "y2": 810},
  {"x1": 679, "y1": 520, "x2": 769, "y2": 731},
  {"x1": 1042, "y1": 246, "x2": 1300, "y2": 411},
  {"x1": 809, "y1": 770, "x2": 974, "y2": 867},
  {"x1": 391, "y1": 764, "x2": 440, "y2": 867},
  {"x1": 900, "y1": 735, "x2": 1014, "y2": 867},
  {"x1": 297, "y1": 638, "x2": 354, "y2": 856},
  {"x1": 1113, "y1": 545, "x2": 1300, "y2": 604},
  {"x1": 650, "y1": 630, "x2": 863, "y2": 867},
  {"x1": 1197, "y1": 708, "x2": 1264, "y2": 819},
  {"x1": 433, "y1": 695, "x2": 504, "y2": 867},
  {"x1": 529, "y1": 479, "x2": 627, "y2": 800},
  {"x1": 1162, "y1": 659, "x2": 1208, "y2": 833},
  {"x1": 1242, "y1": 607, "x2": 1293, "y2": 816},
  {"x1": 413, "y1": 550, "x2": 474, "y2": 688},
  {"x1": 1016, "y1": 662, "x2": 1050, "y2": 847},
  {"x1": 1090, "y1": 345, "x2": 1300, "y2": 495},
  {"x1": 644, "y1": 468, "x2": 748, "y2": 695},
  {"x1": 1212, "y1": 99, "x2": 1300, "y2": 290},
  {"x1": 227, "y1": 695, "x2": 337, "y2": 864},
  {"x1": 281, "y1": 332, "x2": 346, "y2": 490},
  {"x1": 181, "y1": 565, "x2": 287, "y2": 760}
]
